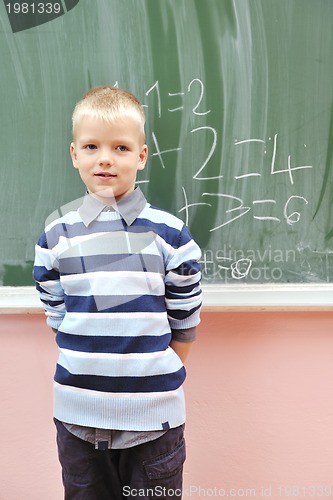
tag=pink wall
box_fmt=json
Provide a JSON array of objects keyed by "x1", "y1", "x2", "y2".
[{"x1": 1, "y1": 312, "x2": 333, "y2": 499}]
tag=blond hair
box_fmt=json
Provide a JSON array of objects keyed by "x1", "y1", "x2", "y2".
[{"x1": 72, "y1": 85, "x2": 146, "y2": 139}]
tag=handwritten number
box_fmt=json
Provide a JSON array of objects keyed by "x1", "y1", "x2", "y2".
[
  {"x1": 284, "y1": 196, "x2": 308, "y2": 225},
  {"x1": 188, "y1": 79, "x2": 211, "y2": 116},
  {"x1": 145, "y1": 81, "x2": 161, "y2": 118},
  {"x1": 271, "y1": 133, "x2": 312, "y2": 184},
  {"x1": 191, "y1": 127, "x2": 220, "y2": 180},
  {"x1": 202, "y1": 193, "x2": 251, "y2": 232}
]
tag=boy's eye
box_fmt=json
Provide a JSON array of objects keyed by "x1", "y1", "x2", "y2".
[
  {"x1": 85, "y1": 144, "x2": 97, "y2": 150},
  {"x1": 117, "y1": 145, "x2": 128, "y2": 152}
]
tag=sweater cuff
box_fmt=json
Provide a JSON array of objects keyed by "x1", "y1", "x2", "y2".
[
  {"x1": 171, "y1": 326, "x2": 197, "y2": 343},
  {"x1": 46, "y1": 316, "x2": 64, "y2": 331}
]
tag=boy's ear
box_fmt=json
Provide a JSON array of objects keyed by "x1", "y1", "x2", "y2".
[
  {"x1": 138, "y1": 144, "x2": 148, "y2": 171},
  {"x1": 70, "y1": 142, "x2": 79, "y2": 169}
]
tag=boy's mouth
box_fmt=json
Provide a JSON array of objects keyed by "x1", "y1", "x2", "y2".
[{"x1": 95, "y1": 172, "x2": 116, "y2": 178}]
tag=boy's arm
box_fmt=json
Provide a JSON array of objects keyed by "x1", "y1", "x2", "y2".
[
  {"x1": 33, "y1": 234, "x2": 66, "y2": 330},
  {"x1": 165, "y1": 225, "x2": 202, "y2": 357},
  {"x1": 170, "y1": 326, "x2": 197, "y2": 363}
]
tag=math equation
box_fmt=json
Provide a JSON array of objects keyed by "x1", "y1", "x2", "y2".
[{"x1": 115, "y1": 78, "x2": 322, "y2": 283}]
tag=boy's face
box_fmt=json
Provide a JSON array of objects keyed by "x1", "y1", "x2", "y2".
[{"x1": 70, "y1": 116, "x2": 148, "y2": 203}]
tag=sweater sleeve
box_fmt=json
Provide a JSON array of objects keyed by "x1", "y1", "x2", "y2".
[
  {"x1": 33, "y1": 232, "x2": 66, "y2": 330},
  {"x1": 165, "y1": 224, "x2": 202, "y2": 330}
]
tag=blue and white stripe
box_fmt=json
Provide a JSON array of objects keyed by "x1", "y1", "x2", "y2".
[{"x1": 34, "y1": 201, "x2": 202, "y2": 431}]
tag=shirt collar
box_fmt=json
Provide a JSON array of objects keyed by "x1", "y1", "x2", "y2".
[{"x1": 79, "y1": 187, "x2": 147, "y2": 227}]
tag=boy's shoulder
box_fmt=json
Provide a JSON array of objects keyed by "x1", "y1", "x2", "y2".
[
  {"x1": 139, "y1": 203, "x2": 185, "y2": 232},
  {"x1": 43, "y1": 197, "x2": 84, "y2": 232}
]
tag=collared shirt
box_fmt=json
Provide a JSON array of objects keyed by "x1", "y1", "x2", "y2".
[
  {"x1": 78, "y1": 186, "x2": 147, "y2": 227},
  {"x1": 62, "y1": 422, "x2": 167, "y2": 450},
  {"x1": 61, "y1": 187, "x2": 196, "y2": 449}
]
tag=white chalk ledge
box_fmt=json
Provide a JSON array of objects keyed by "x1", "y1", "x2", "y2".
[{"x1": 1, "y1": 285, "x2": 333, "y2": 313}]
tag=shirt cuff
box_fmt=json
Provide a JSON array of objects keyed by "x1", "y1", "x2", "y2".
[{"x1": 171, "y1": 326, "x2": 197, "y2": 343}]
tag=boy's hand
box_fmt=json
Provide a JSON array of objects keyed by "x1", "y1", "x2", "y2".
[{"x1": 169, "y1": 339, "x2": 194, "y2": 364}]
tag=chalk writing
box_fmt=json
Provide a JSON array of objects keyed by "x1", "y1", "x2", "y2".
[
  {"x1": 119, "y1": 78, "x2": 315, "y2": 281},
  {"x1": 150, "y1": 132, "x2": 181, "y2": 169},
  {"x1": 191, "y1": 126, "x2": 219, "y2": 180},
  {"x1": 270, "y1": 133, "x2": 312, "y2": 185}
]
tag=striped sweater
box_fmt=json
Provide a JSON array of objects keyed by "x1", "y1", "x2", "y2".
[{"x1": 33, "y1": 188, "x2": 202, "y2": 431}]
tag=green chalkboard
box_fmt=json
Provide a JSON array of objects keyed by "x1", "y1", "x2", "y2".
[{"x1": 1, "y1": 0, "x2": 333, "y2": 285}]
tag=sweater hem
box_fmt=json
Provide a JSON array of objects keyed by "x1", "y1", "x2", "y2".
[{"x1": 53, "y1": 382, "x2": 186, "y2": 431}]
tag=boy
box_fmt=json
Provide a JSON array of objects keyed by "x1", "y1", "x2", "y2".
[{"x1": 33, "y1": 86, "x2": 202, "y2": 499}]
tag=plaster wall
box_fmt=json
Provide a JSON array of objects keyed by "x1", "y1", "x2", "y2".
[{"x1": 1, "y1": 312, "x2": 332, "y2": 499}]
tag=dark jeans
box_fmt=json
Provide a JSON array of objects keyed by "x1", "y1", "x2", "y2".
[{"x1": 54, "y1": 419, "x2": 186, "y2": 500}]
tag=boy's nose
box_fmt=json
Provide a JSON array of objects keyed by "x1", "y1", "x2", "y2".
[{"x1": 99, "y1": 152, "x2": 114, "y2": 166}]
